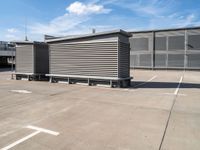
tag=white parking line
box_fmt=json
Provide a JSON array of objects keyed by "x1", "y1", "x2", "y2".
[
  {"x1": 174, "y1": 76, "x2": 183, "y2": 95},
  {"x1": 0, "y1": 126, "x2": 59, "y2": 150},
  {"x1": 10, "y1": 90, "x2": 32, "y2": 94},
  {"x1": 26, "y1": 125, "x2": 59, "y2": 136},
  {"x1": 133, "y1": 75, "x2": 157, "y2": 88},
  {"x1": 1, "y1": 131, "x2": 40, "y2": 150},
  {"x1": 163, "y1": 93, "x2": 186, "y2": 96}
]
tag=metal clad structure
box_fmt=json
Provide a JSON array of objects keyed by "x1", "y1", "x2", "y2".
[
  {"x1": 129, "y1": 32, "x2": 153, "y2": 68},
  {"x1": 129, "y1": 27, "x2": 200, "y2": 69},
  {"x1": 15, "y1": 41, "x2": 49, "y2": 78},
  {"x1": 16, "y1": 44, "x2": 33, "y2": 73},
  {"x1": 46, "y1": 30, "x2": 131, "y2": 87}
]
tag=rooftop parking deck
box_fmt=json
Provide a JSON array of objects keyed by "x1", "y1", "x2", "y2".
[{"x1": 0, "y1": 69, "x2": 200, "y2": 150}]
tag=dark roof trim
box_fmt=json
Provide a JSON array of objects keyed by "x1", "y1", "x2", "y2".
[
  {"x1": 129, "y1": 26, "x2": 200, "y2": 34},
  {"x1": 12, "y1": 41, "x2": 46, "y2": 45},
  {"x1": 46, "y1": 29, "x2": 131, "y2": 43}
]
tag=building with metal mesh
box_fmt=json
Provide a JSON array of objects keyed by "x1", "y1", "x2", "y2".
[{"x1": 129, "y1": 27, "x2": 200, "y2": 70}]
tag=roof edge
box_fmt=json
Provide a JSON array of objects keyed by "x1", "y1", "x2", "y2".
[
  {"x1": 46, "y1": 29, "x2": 131, "y2": 43},
  {"x1": 129, "y1": 26, "x2": 200, "y2": 34}
]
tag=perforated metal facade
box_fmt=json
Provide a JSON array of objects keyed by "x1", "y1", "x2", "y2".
[{"x1": 130, "y1": 27, "x2": 200, "y2": 69}]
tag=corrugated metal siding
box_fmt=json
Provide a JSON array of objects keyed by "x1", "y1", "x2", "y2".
[
  {"x1": 34, "y1": 44, "x2": 49, "y2": 74},
  {"x1": 118, "y1": 42, "x2": 130, "y2": 78},
  {"x1": 49, "y1": 41, "x2": 119, "y2": 78},
  {"x1": 16, "y1": 45, "x2": 34, "y2": 73}
]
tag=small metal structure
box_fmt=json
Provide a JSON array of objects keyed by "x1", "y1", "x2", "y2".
[
  {"x1": 14, "y1": 41, "x2": 49, "y2": 81},
  {"x1": 46, "y1": 30, "x2": 132, "y2": 88}
]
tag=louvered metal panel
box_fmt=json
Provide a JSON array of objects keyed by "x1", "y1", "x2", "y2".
[
  {"x1": 49, "y1": 41, "x2": 118, "y2": 77},
  {"x1": 15, "y1": 42, "x2": 49, "y2": 76},
  {"x1": 47, "y1": 30, "x2": 131, "y2": 88},
  {"x1": 16, "y1": 45, "x2": 33, "y2": 73},
  {"x1": 34, "y1": 44, "x2": 49, "y2": 74},
  {"x1": 118, "y1": 42, "x2": 130, "y2": 78}
]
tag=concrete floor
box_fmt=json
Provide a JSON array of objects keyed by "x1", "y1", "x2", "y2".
[{"x1": 0, "y1": 69, "x2": 199, "y2": 150}]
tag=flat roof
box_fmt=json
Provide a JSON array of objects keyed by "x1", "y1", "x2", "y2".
[
  {"x1": 46, "y1": 29, "x2": 131, "y2": 43},
  {"x1": 129, "y1": 26, "x2": 200, "y2": 34}
]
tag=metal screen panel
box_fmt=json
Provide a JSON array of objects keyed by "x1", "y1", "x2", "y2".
[
  {"x1": 34, "y1": 44, "x2": 49, "y2": 74},
  {"x1": 155, "y1": 37, "x2": 167, "y2": 51},
  {"x1": 155, "y1": 54, "x2": 167, "y2": 67},
  {"x1": 130, "y1": 54, "x2": 139, "y2": 68},
  {"x1": 139, "y1": 54, "x2": 152, "y2": 67},
  {"x1": 130, "y1": 38, "x2": 149, "y2": 51},
  {"x1": 49, "y1": 41, "x2": 119, "y2": 78},
  {"x1": 188, "y1": 35, "x2": 200, "y2": 50},
  {"x1": 168, "y1": 54, "x2": 184, "y2": 68},
  {"x1": 168, "y1": 36, "x2": 185, "y2": 50},
  {"x1": 187, "y1": 54, "x2": 200, "y2": 68},
  {"x1": 118, "y1": 42, "x2": 130, "y2": 78},
  {"x1": 16, "y1": 45, "x2": 34, "y2": 73}
]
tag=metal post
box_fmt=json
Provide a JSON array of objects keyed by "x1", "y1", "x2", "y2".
[
  {"x1": 184, "y1": 30, "x2": 187, "y2": 73},
  {"x1": 11, "y1": 45, "x2": 14, "y2": 79}
]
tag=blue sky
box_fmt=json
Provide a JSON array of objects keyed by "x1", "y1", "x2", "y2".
[{"x1": 0, "y1": 0, "x2": 200, "y2": 41}]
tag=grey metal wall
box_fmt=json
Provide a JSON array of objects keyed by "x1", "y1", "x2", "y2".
[
  {"x1": 49, "y1": 41, "x2": 118, "y2": 77},
  {"x1": 118, "y1": 42, "x2": 130, "y2": 78},
  {"x1": 34, "y1": 44, "x2": 49, "y2": 74},
  {"x1": 16, "y1": 44, "x2": 34, "y2": 73},
  {"x1": 130, "y1": 32, "x2": 153, "y2": 68},
  {"x1": 48, "y1": 34, "x2": 130, "y2": 78},
  {"x1": 130, "y1": 28, "x2": 200, "y2": 69},
  {"x1": 15, "y1": 43, "x2": 49, "y2": 74}
]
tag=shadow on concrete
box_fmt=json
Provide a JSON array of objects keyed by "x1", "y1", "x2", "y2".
[
  {"x1": 0, "y1": 67, "x2": 14, "y2": 72},
  {"x1": 130, "y1": 81, "x2": 200, "y2": 89}
]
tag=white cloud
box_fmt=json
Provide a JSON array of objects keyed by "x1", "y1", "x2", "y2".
[
  {"x1": 148, "y1": 13, "x2": 200, "y2": 29},
  {"x1": 5, "y1": 34, "x2": 18, "y2": 40},
  {"x1": 29, "y1": 1, "x2": 111, "y2": 38},
  {"x1": 66, "y1": 1, "x2": 111, "y2": 15},
  {"x1": 7, "y1": 28, "x2": 18, "y2": 33}
]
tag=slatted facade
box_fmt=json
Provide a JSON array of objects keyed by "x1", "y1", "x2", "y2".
[
  {"x1": 49, "y1": 41, "x2": 118, "y2": 77},
  {"x1": 130, "y1": 27, "x2": 200, "y2": 70},
  {"x1": 15, "y1": 42, "x2": 49, "y2": 75},
  {"x1": 16, "y1": 44, "x2": 33, "y2": 73},
  {"x1": 47, "y1": 30, "x2": 131, "y2": 87}
]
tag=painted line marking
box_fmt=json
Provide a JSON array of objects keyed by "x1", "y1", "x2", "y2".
[
  {"x1": 158, "y1": 76, "x2": 183, "y2": 150},
  {"x1": 0, "y1": 126, "x2": 59, "y2": 150},
  {"x1": 10, "y1": 90, "x2": 32, "y2": 94},
  {"x1": 1, "y1": 131, "x2": 40, "y2": 150},
  {"x1": 163, "y1": 93, "x2": 186, "y2": 96},
  {"x1": 26, "y1": 125, "x2": 59, "y2": 136},
  {"x1": 58, "y1": 81, "x2": 68, "y2": 84},
  {"x1": 174, "y1": 76, "x2": 183, "y2": 95},
  {"x1": 133, "y1": 75, "x2": 157, "y2": 88}
]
